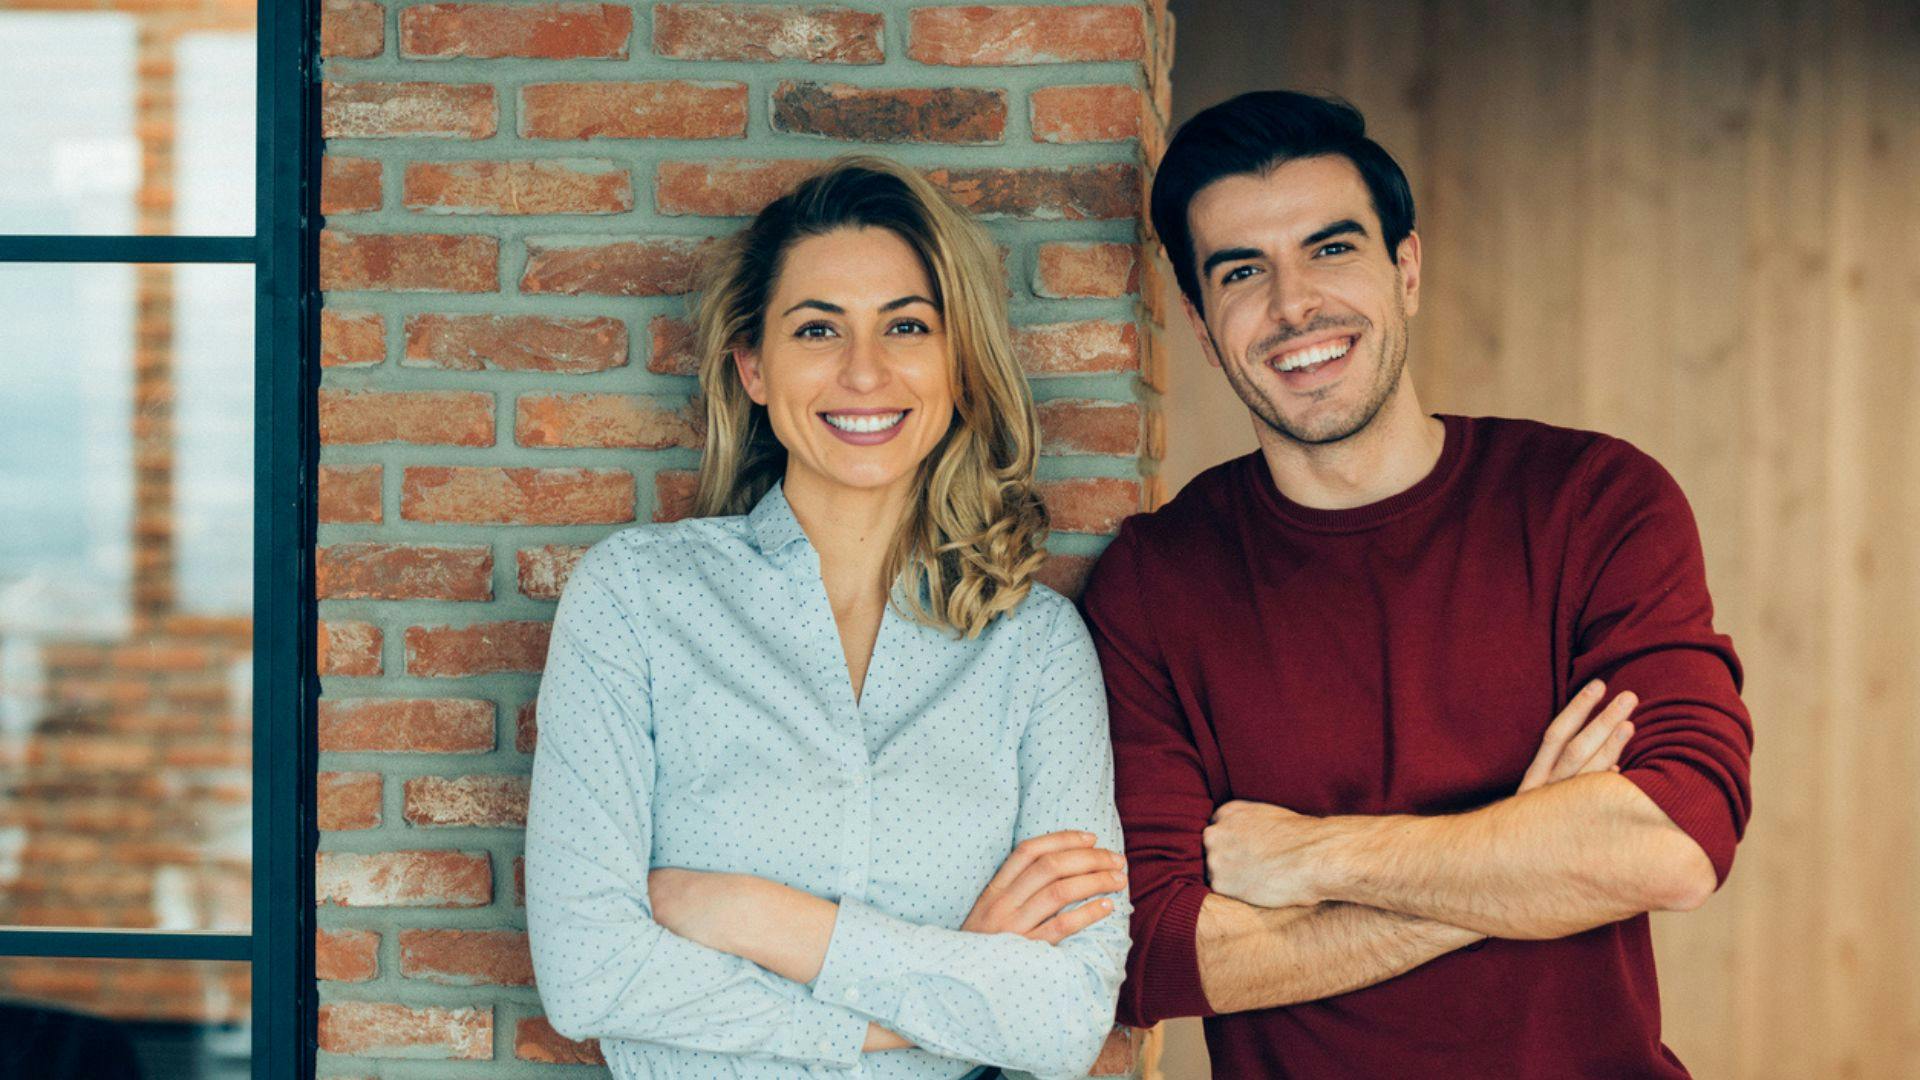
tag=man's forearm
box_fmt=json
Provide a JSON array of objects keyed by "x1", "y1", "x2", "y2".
[
  {"x1": 1313, "y1": 773, "x2": 1716, "y2": 939},
  {"x1": 1196, "y1": 893, "x2": 1483, "y2": 1013}
]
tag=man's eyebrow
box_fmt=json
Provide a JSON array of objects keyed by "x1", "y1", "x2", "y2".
[
  {"x1": 1302, "y1": 219, "x2": 1368, "y2": 248},
  {"x1": 780, "y1": 299, "x2": 844, "y2": 317},
  {"x1": 880, "y1": 294, "x2": 936, "y2": 312},
  {"x1": 1200, "y1": 246, "x2": 1264, "y2": 278}
]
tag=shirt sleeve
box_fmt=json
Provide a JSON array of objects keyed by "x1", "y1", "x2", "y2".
[
  {"x1": 1078, "y1": 524, "x2": 1219, "y2": 1026},
  {"x1": 1565, "y1": 439, "x2": 1755, "y2": 885},
  {"x1": 524, "y1": 541, "x2": 869, "y2": 1068},
  {"x1": 808, "y1": 599, "x2": 1131, "y2": 1080}
]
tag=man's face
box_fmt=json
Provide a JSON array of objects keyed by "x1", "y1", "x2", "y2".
[{"x1": 1183, "y1": 155, "x2": 1422, "y2": 447}]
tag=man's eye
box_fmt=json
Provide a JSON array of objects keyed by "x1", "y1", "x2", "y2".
[
  {"x1": 1315, "y1": 242, "x2": 1355, "y2": 257},
  {"x1": 1221, "y1": 265, "x2": 1258, "y2": 284},
  {"x1": 795, "y1": 322, "x2": 836, "y2": 339}
]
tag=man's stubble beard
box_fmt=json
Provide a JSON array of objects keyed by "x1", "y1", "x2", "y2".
[{"x1": 1209, "y1": 286, "x2": 1409, "y2": 448}]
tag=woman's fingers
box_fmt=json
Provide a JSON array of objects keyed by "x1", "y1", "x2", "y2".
[
  {"x1": 1027, "y1": 897, "x2": 1116, "y2": 945},
  {"x1": 1520, "y1": 680, "x2": 1605, "y2": 792},
  {"x1": 1011, "y1": 868, "x2": 1126, "y2": 929},
  {"x1": 1549, "y1": 691, "x2": 1638, "y2": 783},
  {"x1": 983, "y1": 830, "x2": 1095, "y2": 892},
  {"x1": 1000, "y1": 846, "x2": 1125, "y2": 910}
]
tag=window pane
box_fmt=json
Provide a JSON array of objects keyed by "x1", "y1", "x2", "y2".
[
  {"x1": 0, "y1": 264, "x2": 253, "y2": 932},
  {"x1": 0, "y1": 11, "x2": 256, "y2": 236},
  {"x1": 0, "y1": 956, "x2": 248, "y2": 1078}
]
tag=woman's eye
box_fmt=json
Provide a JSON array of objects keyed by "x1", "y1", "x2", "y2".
[
  {"x1": 1221, "y1": 265, "x2": 1258, "y2": 285},
  {"x1": 889, "y1": 319, "x2": 931, "y2": 335},
  {"x1": 794, "y1": 322, "x2": 836, "y2": 339}
]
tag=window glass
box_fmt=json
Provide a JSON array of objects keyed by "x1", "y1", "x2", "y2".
[{"x1": 0, "y1": 956, "x2": 249, "y2": 1078}]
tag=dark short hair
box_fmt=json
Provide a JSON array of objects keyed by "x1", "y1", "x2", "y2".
[{"x1": 1150, "y1": 90, "x2": 1416, "y2": 313}]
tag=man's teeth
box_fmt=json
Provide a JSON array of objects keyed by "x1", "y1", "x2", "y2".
[
  {"x1": 1275, "y1": 337, "x2": 1353, "y2": 372},
  {"x1": 823, "y1": 411, "x2": 906, "y2": 433}
]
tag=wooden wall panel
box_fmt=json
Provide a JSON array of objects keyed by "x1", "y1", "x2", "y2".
[{"x1": 1163, "y1": 1, "x2": 1920, "y2": 1075}]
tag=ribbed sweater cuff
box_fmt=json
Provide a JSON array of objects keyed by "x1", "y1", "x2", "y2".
[
  {"x1": 1140, "y1": 882, "x2": 1216, "y2": 1022},
  {"x1": 1624, "y1": 764, "x2": 1739, "y2": 885}
]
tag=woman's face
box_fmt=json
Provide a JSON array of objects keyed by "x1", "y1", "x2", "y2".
[{"x1": 736, "y1": 226, "x2": 957, "y2": 504}]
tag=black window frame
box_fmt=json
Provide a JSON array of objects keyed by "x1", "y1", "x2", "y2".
[{"x1": 0, "y1": 0, "x2": 318, "y2": 1074}]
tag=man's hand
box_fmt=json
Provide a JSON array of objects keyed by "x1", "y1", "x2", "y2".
[
  {"x1": 1204, "y1": 682, "x2": 1638, "y2": 908},
  {"x1": 960, "y1": 830, "x2": 1125, "y2": 943}
]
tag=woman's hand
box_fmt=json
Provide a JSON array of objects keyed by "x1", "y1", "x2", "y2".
[{"x1": 960, "y1": 831, "x2": 1125, "y2": 944}]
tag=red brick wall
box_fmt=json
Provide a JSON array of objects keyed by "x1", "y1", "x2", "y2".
[{"x1": 317, "y1": 2, "x2": 1174, "y2": 1073}]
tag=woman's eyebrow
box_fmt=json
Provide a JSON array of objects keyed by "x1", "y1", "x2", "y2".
[
  {"x1": 780, "y1": 299, "x2": 844, "y2": 317},
  {"x1": 881, "y1": 294, "x2": 937, "y2": 312}
]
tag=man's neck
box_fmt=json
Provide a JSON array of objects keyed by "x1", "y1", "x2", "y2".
[{"x1": 1254, "y1": 385, "x2": 1447, "y2": 511}]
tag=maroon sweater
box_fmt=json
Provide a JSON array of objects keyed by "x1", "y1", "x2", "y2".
[{"x1": 1081, "y1": 415, "x2": 1753, "y2": 1079}]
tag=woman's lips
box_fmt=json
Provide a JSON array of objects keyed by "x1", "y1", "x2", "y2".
[{"x1": 820, "y1": 409, "x2": 909, "y2": 445}]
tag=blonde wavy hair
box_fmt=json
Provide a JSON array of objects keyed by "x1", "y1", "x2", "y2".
[{"x1": 689, "y1": 156, "x2": 1048, "y2": 638}]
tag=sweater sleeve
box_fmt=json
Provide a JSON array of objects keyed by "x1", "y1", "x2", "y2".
[
  {"x1": 1564, "y1": 440, "x2": 1755, "y2": 885},
  {"x1": 1079, "y1": 524, "x2": 1220, "y2": 1027}
]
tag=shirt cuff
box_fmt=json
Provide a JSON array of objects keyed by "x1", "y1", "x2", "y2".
[
  {"x1": 772, "y1": 994, "x2": 868, "y2": 1070},
  {"x1": 812, "y1": 896, "x2": 915, "y2": 1014},
  {"x1": 1622, "y1": 760, "x2": 1741, "y2": 885}
]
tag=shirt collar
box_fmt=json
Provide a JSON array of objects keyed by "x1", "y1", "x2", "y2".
[{"x1": 747, "y1": 481, "x2": 812, "y2": 566}]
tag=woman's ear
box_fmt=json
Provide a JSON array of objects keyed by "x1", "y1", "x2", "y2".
[{"x1": 732, "y1": 346, "x2": 768, "y2": 405}]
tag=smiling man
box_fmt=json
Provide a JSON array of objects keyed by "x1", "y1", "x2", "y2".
[{"x1": 1080, "y1": 91, "x2": 1754, "y2": 1077}]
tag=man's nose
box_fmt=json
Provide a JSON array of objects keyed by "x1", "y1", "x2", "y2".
[{"x1": 1268, "y1": 270, "x2": 1323, "y2": 328}]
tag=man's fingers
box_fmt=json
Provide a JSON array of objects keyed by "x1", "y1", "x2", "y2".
[
  {"x1": 1002, "y1": 848, "x2": 1124, "y2": 909},
  {"x1": 1574, "y1": 720, "x2": 1633, "y2": 776},
  {"x1": 1550, "y1": 692, "x2": 1638, "y2": 782},
  {"x1": 1028, "y1": 898, "x2": 1115, "y2": 945},
  {"x1": 1522, "y1": 680, "x2": 1606, "y2": 791},
  {"x1": 985, "y1": 831, "x2": 1095, "y2": 892}
]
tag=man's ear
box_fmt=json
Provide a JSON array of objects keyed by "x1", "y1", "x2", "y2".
[
  {"x1": 1394, "y1": 230, "x2": 1422, "y2": 319},
  {"x1": 732, "y1": 346, "x2": 768, "y2": 405},
  {"x1": 1181, "y1": 294, "x2": 1224, "y2": 370}
]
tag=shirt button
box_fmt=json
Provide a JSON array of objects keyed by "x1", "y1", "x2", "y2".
[
  {"x1": 818, "y1": 1039, "x2": 832, "y2": 1054},
  {"x1": 845, "y1": 988, "x2": 860, "y2": 1004}
]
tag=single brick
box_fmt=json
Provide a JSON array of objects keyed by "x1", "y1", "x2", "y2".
[
  {"x1": 319, "y1": 389, "x2": 495, "y2": 446},
  {"x1": 321, "y1": 310, "x2": 385, "y2": 367},
  {"x1": 909, "y1": 5, "x2": 1145, "y2": 65},
  {"x1": 1039, "y1": 477, "x2": 1140, "y2": 534},
  {"x1": 653, "y1": 4, "x2": 882, "y2": 63},
  {"x1": 399, "y1": 928, "x2": 534, "y2": 986},
  {"x1": 1033, "y1": 553, "x2": 1095, "y2": 600},
  {"x1": 401, "y1": 466, "x2": 635, "y2": 525},
  {"x1": 404, "y1": 314, "x2": 626, "y2": 373},
  {"x1": 517, "y1": 545, "x2": 586, "y2": 601},
  {"x1": 924, "y1": 164, "x2": 1139, "y2": 220},
  {"x1": 1036, "y1": 399, "x2": 1141, "y2": 456},
  {"x1": 319, "y1": 231, "x2": 499, "y2": 293},
  {"x1": 515, "y1": 699, "x2": 540, "y2": 753},
  {"x1": 403, "y1": 159, "x2": 632, "y2": 215},
  {"x1": 316, "y1": 851, "x2": 493, "y2": 909},
  {"x1": 1015, "y1": 320, "x2": 1140, "y2": 375},
  {"x1": 646, "y1": 315, "x2": 699, "y2": 374},
  {"x1": 519, "y1": 81, "x2": 747, "y2": 140},
  {"x1": 403, "y1": 775, "x2": 530, "y2": 828},
  {"x1": 771, "y1": 81, "x2": 1006, "y2": 144},
  {"x1": 1031, "y1": 84, "x2": 1143, "y2": 143},
  {"x1": 513, "y1": 856, "x2": 527, "y2": 906},
  {"x1": 316, "y1": 543, "x2": 494, "y2": 601},
  {"x1": 321, "y1": 0, "x2": 384, "y2": 58},
  {"x1": 321, "y1": 81, "x2": 495, "y2": 139},
  {"x1": 318, "y1": 620, "x2": 383, "y2": 677},
  {"x1": 1033, "y1": 242, "x2": 1138, "y2": 298},
  {"x1": 651, "y1": 469, "x2": 699, "y2": 522},
  {"x1": 317, "y1": 771, "x2": 383, "y2": 832},
  {"x1": 319, "y1": 464, "x2": 384, "y2": 524},
  {"x1": 655, "y1": 159, "x2": 826, "y2": 217},
  {"x1": 515, "y1": 393, "x2": 703, "y2": 450},
  {"x1": 515, "y1": 1016, "x2": 605, "y2": 1065},
  {"x1": 405, "y1": 621, "x2": 553, "y2": 677},
  {"x1": 317, "y1": 698, "x2": 496, "y2": 753},
  {"x1": 520, "y1": 236, "x2": 709, "y2": 297},
  {"x1": 316, "y1": 928, "x2": 380, "y2": 981},
  {"x1": 322, "y1": 157, "x2": 383, "y2": 214},
  {"x1": 400, "y1": 2, "x2": 631, "y2": 59},
  {"x1": 317, "y1": 1001, "x2": 491, "y2": 1059}
]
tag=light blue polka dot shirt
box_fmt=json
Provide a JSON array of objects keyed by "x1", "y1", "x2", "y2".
[{"x1": 526, "y1": 483, "x2": 1131, "y2": 1080}]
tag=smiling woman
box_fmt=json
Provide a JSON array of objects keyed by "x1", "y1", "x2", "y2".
[{"x1": 522, "y1": 157, "x2": 1131, "y2": 1080}]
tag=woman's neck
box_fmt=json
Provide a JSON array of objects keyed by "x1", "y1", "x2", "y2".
[{"x1": 781, "y1": 469, "x2": 912, "y2": 610}]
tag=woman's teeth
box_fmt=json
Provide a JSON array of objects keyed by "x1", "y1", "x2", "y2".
[
  {"x1": 1274, "y1": 337, "x2": 1353, "y2": 372},
  {"x1": 823, "y1": 411, "x2": 906, "y2": 433}
]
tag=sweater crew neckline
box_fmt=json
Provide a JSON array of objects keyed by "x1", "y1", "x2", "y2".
[{"x1": 1244, "y1": 413, "x2": 1470, "y2": 533}]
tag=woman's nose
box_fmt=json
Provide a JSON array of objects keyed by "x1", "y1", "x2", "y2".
[{"x1": 839, "y1": 331, "x2": 887, "y2": 391}]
